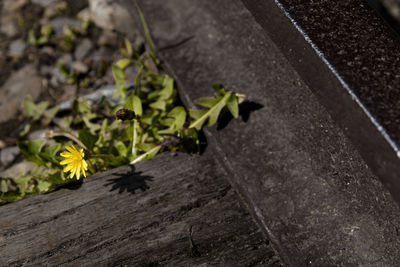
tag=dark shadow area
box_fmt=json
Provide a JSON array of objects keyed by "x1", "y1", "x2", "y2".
[
  {"x1": 158, "y1": 36, "x2": 195, "y2": 52},
  {"x1": 57, "y1": 177, "x2": 84, "y2": 190},
  {"x1": 366, "y1": 0, "x2": 400, "y2": 36},
  {"x1": 217, "y1": 101, "x2": 264, "y2": 130},
  {"x1": 104, "y1": 165, "x2": 153, "y2": 194}
]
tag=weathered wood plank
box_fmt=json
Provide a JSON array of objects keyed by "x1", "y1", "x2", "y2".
[
  {"x1": 130, "y1": 0, "x2": 400, "y2": 265},
  {"x1": 0, "y1": 152, "x2": 280, "y2": 266}
]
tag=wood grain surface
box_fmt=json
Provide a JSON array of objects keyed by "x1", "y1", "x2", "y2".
[{"x1": 0, "y1": 152, "x2": 280, "y2": 266}]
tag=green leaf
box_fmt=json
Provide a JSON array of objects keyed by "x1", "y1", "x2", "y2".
[
  {"x1": 134, "y1": 0, "x2": 157, "y2": 65},
  {"x1": 37, "y1": 181, "x2": 52, "y2": 192},
  {"x1": 23, "y1": 96, "x2": 49, "y2": 121},
  {"x1": 115, "y1": 141, "x2": 128, "y2": 157},
  {"x1": 149, "y1": 100, "x2": 166, "y2": 111},
  {"x1": 41, "y1": 24, "x2": 53, "y2": 37},
  {"x1": 208, "y1": 93, "x2": 232, "y2": 126},
  {"x1": 159, "y1": 106, "x2": 186, "y2": 134},
  {"x1": 78, "y1": 129, "x2": 98, "y2": 151},
  {"x1": 112, "y1": 64, "x2": 126, "y2": 99},
  {"x1": 82, "y1": 117, "x2": 101, "y2": 134},
  {"x1": 189, "y1": 92, "x2": 232, "y2": 130},
  {"x1": 58, "y1": 116, "x2": 73, "y2": 130},
  {"x1": 158, "y1": 77, "x2": 174, "y2": 100},
  {"x1": 131, "y1": 145, "x2": 161, "y2": 164},
  {"x1": 116, "y1": 58, "x2": 132, "y2": 70},
  {"x1": 124, "y1": 38, "x2": 133, "y2": 57},
  {"x1": 96, "y1": 119, "x2": 108, "y2": 146},
  {"x1": 226, "y1": 93, "x2": 239, "y2": 118},
  {"x1": 194, "y1": 97, "x2": 218, "y2": 108},
  {"x1": 17, "y1": 139, "x2": 47, "y2": 166},
  {"x1": 43, "y1": 106, "x2": 59, "y2": 125},
  {"x1": 212, "y1": 84, "x2": 226, "y2": 94},
  {"x1": 40, "y1": 143, "x2": 62, "y2": 164},
  {"x1": 1, "y1": 179, "x2": 8, "y2": 193},
  {"x1": 189, "y1": 109, "x2": 207, "y2": 120},
  {"x1": 125, "y1": 94, "x2": 143, "y2": 116},
  {"x1": 28, "y1": 30, "x2": 37, "y2": 46},
  {"x1": 19, "y1": 124, "x2": 31, "y2": 136}
]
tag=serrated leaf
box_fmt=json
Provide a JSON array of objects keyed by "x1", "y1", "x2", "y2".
[
  {"x1": 189, "y1": 92, "x2": 231, "y2": 130},
  {"x1": 208, "y1": 92, "x2": 232, "y2": 126},
  {"x1": 226, "y1": 93, "x2": 239, "y2": 118},
  {"x1": 131, "y1": 145, "x2": 161, "y2": 164},
  {"x1": 125, "y1": 94, "x2": 143, "y2": 116},
  {"x1": 212, "y1": 84, "x2": 226, "y2": 95},
  {"x1": 159, "y1": 106, "x2": 186, "y2": 134},
  {"x1": 189, "y1": 109, "x2": 207, "y2": 120},
  {"x1": 194, "y1": 97, "x2": 217, "y2": 108}
]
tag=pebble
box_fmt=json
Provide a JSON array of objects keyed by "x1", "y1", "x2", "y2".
[
  {"x1": 0, "y1": 161, "x2": 36, "y2": 178},
  {"x1": 31, "y1": 0, "x2": 58, "y2": 7},
  {"x1": 27, "y1": 129, "x2": 49, "y2": 140},
  {"x1": 89, "y1": 0, "x2": 139, "y2": 37},
  {"x1": 98, "y1": 30, "x2": 118, "y2": 47},
  {"x1": 74, "y1": 38, "x2": 93, "y2": 61},
  {"x1": 0, "y1": 64, "x2": 42, "y2": 124},
  {"x1": 77, "y1": 8, "x2": 91, "y2": 21},
  {"x1": 8, "y1": 39, "x2": 27, "y2": 58},
  {"x1": 49, "y1": 17, "x2": 81, "y2": 35},
  {"x1": 50, "y1": 68, "x2": 67, "y2": 87},
  {"x1": 124, "y1": 65, "x2": 140, "y2": 84},
  {"x1": 3, "y1": 0, "x2": 29, "y2": 12},
  {"x1": 1, "y1": 0, "x2": 28, "y2": 37},
  {"x1": 0, "y1": 146, "x2": 20, "y2": 166},
  {"x1": 72, "y1": 61, "x2": 89, "y2": 73}
]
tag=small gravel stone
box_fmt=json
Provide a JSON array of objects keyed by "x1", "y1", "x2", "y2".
[
  {"x1": 8, "y1": 39, "x2": 27, "y2": 58},
  {"x1": 31, "y1": 0, "x2": 58, "y2": 7},
  {"x1": 49, "y1": 17, "x2": 81, "y2": 35},
  {"x1": 0, "y1": 146, "x2": 20, "y2": 166},
  {"x1": 74, "y1": 38, "x2": 93, "y2": 61},
  {"x1": 0, "y1": 64, "x2": 42, "y2": 123},
  {"x1": 0, "y1": 161, "x2": 36, "y2": 178},
  {"x1": 72, "y1": 61, "x2": 89, "y2": 73},
  {"x1": 98, "y1": 30, "x2": 119, "y2": 47}
]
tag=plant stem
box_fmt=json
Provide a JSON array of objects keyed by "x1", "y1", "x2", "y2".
[
  {"x1": 132, "y1": 119, "x2": 137, "y2": 158},
  {"x1": 48, "y1": 130, "x2": 88, "y2": 151}
]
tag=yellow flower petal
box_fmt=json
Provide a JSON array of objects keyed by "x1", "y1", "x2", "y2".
[
  {"x1": 65, "y1": 146, "x2": 75, "y2": 152},
  {"x1": 60, "y1": 152, "x2": 72, "y2": 157},
  {"x1": 60, "y1": 158, "x2": 74, "y2": 165},
  {"x1": 60, "y1": 145, "x2": 89, "y2": 180}
]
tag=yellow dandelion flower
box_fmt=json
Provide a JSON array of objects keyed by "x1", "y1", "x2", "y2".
[{"x1": 60, "y1": 145, "x2": 88, "y2": 180}]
